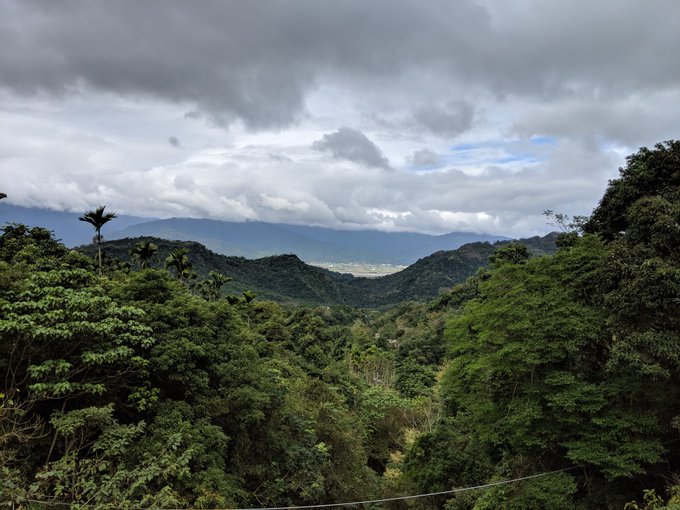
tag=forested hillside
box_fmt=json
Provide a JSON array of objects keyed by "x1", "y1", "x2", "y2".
[
  {"x1": 404, "y1": 141, "x2": 680, "y2": 509},
  {"x1": 1, "y1": 141, "x2": 680, "y2": 508},
  {"x1": 78, "y1": 233, "x2": 558, "y2": 307}
]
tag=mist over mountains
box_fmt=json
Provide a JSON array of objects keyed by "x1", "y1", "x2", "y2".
[{"x1": 1, "y1": 203, "x2": 509, "y2": 265}]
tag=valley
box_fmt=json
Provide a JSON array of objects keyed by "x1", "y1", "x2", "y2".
[
  {"x1": 78, "y1": 232, "x2": 558, "y2": 307},
  {"x1": 310, "y1": 262, "x2": 407, "y2": 277}
]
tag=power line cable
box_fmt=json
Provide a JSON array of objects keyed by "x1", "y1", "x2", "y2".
[
  {"x1": 221, "y1": 467, "x2": 577, "y2": 510},
  {"x1": 20, "y1": 466, "x2": 576, "y2": 510}
]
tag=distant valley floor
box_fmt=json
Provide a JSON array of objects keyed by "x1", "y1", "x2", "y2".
[{"x1": 310, "y1": 262, "x2": 407, "y2": 277}]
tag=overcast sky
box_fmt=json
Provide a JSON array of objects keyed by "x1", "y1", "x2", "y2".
[{"x1": 1, "y1": 0, "x2": 679, "y2": 236}]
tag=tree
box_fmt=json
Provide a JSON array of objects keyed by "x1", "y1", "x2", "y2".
[
  {"x1": 198, "y1": 271, "x2": 232, "y2": 301},
  {"x1": 583, "y1": 142, "x2": 680, "y2": 467},
  {"x1": 543, "y1": 210, "x2": 588, "y2": 248},
  {"x1": 0, "y1": 266, "x2": 155, "y2": 505},
  {"x1": 165, "y1": 248, "x2": 193, "y2": 281},
  {"x1": 1, "y1": 222, "x2": 399, "y2": 507},
  {"x1": 0, "y1": 224, "x2": 69, "y2": 265},
  {"x1": 79, "y1": 206, "x2": 117, "y2": 274},
  {"x1": 584, "y1": 140, "x2": 680, "y2": 240},
  {"x1": 543, "y1": 209, "x2": 587, "y2": 233},
  {"x1": 489, "y1": 243, "x2": 530, "y2": 265},
  {"x1": 130, "y1": 240, "x2": 158, "y2": 269},
  {"x1": 242, "y1": 290, "x2": 257, "y2": 303},
  {"x1": 419, "y1": 237, "x2": 670, "y2": 508}
]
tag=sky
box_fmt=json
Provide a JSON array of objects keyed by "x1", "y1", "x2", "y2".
[{"x1": 1, "y1": 0, "x2": 679, "y2": 237}]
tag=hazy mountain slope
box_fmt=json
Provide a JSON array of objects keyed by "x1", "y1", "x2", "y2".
[
  {"x1": 350, "y1": 243, "x2": 498, "y2": 306},
  {"x1": 84, "y1": 233, "x2": 557, "y2": 307},
  {"x1": 110, "y1": 218, "x2": 384, "y2": 263},
  {"x1": 277, "y1": 224, "x2": 508, "y2": 263},
  {"x1": 0, "y1": 203, "x2": 153, "y2": 247},
  {"x1": 110, "y1": 217, "x2": 508, "y2": 264}
]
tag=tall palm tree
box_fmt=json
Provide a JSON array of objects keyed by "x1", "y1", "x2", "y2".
[
  {"x1": 199, "y1": 271, "x2": 232, "y2": 300},
  {"x1": 242, "y1": 290, "x2": 257, "y2": 304},
  {"x1": 130, "y1": 240, "x2": 158, "y2": 269},
  {"x1": 79, "y1": 206, "x2": 117, "y2": 274},
  {"x1": 165, "y1": 248, "x2": 193, "y2": 280},
  {"x1": 208, "y1": 270, "x2": 230, "y2": 289}
]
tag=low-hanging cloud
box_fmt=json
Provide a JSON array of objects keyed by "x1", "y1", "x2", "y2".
[{"x1": 312, "y1": 127, "x2": 391, "y2": 169}]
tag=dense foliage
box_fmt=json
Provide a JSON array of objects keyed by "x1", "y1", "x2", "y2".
[
  {"x1": 78, "y1": 234, "x2": 557, "y2": 307},
  {"x1": 1, "y1": 141, "x2": 679, "y2": 508},
  {"x1": 0, "y1": 225, "x2": 448, "y2": 507},
  {"x1": 405, "y1": 141, "x2": 680, "y2": 509}
]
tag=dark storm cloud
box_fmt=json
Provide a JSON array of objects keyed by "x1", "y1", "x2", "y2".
[
  {"x1": 2, "y1": 0, "x2": 679, "y2": 130},
  {"x1": 313, "y1": 127, "x2": 390, "y2": 169},
  {"x1": 413, "y1": 101, "x2": 474, "y2": 137}
]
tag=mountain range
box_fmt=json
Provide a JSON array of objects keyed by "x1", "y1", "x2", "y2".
[
  {"x1": 109, "y1": 217, "x2": 509, "y2": 264},
  {"x1": 1, "y1": 203, "x2": 509, "y2": 264}
]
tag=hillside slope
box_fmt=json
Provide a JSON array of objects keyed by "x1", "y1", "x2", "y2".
[
  {"x1": 348, "y1": 233, "x2": 560, "y2": 306},
  {"x1": 84, "y1": 233, "x2": 557, "y2": 307}
]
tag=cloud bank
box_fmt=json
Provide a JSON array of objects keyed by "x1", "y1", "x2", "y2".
[{"x1": 1, "y1": 0, "x2": 679, "y2": 236}]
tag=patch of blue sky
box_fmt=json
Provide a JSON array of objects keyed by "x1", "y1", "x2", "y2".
[
  {"x1": 530, "y1": 135, "x2": 557, "y2": 146},
  {"x1": 495, "y1": 154, "x2": 540, "y2": 164},
  {"x1": 450, "y1": 142, "x2": 483, "y2": 151},
  {"x1": 443, "y1": 138, "x2": 555, "y2": 170},
  {"x1": 597, "y1": 139, "x2": 629, "y2": 155}
]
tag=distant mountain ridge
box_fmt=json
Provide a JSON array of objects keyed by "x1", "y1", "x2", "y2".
[
  {"x1": 0, "y1": 203, "x2": 153, "y2": 248},
  {"x1": 109, "y1": 217, "x2": 509, "y2": 264},
  {"x1": 2, "y1": 203, "x2": 511, "y2": 265},
  {"x1": 85, "y1": 233, "x2": 559, "y2": 307}
]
